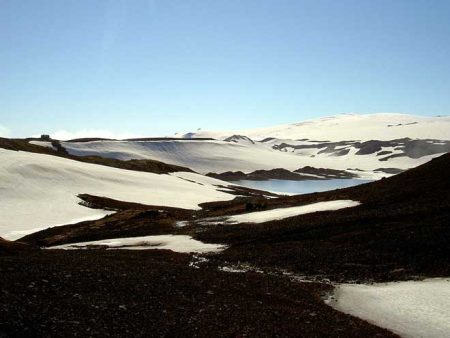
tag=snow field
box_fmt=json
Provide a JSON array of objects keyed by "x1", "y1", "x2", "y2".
[
  {"x1": 59, "y1": 113, "x2": 450, "y2": 178},
  {"x1": 0, "y1": 149, "x2": 235, "y2": 240},
  {"x1": 60, "y1": 139, "x2": 443, "y2": 178},
  {"x1": 185, "y1": 113, "x2": 450, "y2": 142}
]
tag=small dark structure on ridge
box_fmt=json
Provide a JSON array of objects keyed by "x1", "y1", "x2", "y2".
[{"x1": 40, "y1": 134, "x2": 51, "y2": 141}]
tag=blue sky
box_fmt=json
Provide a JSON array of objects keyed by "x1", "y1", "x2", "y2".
[{"x1": 1, "y1": 0, "x2": 450, "y2": 138}]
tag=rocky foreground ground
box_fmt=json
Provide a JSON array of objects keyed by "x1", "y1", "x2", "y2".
[{"x1": 0, "y1": 250, "x2": 396, "y2": 337}]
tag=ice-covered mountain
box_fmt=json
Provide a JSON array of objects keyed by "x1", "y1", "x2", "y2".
[
  {"x1": 52, "y1": 114, "x2": 449, "y2": 180},
  {"x1": 182, "y1": 113, "x2": 450, "y2": 141}
]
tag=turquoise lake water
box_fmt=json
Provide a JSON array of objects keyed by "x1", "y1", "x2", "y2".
[{"x1": 231, "y1": 179, "x2": 373, "y2": 195}]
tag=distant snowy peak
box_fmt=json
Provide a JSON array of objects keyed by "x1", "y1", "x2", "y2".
[{"x1": 181, "y1": 113, "x2": 450, "y2": 141}]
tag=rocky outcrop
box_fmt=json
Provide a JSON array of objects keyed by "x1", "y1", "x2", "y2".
[
  {"x1": 294, "y1": 166, "x2": 357, "y2": 179},
  {"x1": 223, "y1": 135, "x2": 255, "y2": 144},
  {"x1": 207, "y1": 168, "x2": 318, "y2": 181}
]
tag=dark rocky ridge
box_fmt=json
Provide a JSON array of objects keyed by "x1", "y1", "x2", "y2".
[
  {"x1": 207, "y1": 167, "x2": 356, "y2": 181},
  {"x1": 207, "y1": 168, "x2": 318, "y2": 181},
  {"x1": 294, "y1": 166, "x2": 357, "y2": 179},
  {"x1": 374, "y1": 168, "x2": 404, "y2": 175}
]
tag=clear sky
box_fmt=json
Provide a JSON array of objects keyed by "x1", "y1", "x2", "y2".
[{"x1": 1, "y1": 0, "x2": 450, "y2": 138}]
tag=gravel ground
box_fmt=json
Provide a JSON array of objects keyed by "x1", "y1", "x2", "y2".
[{"x1": 0, "y1": 250, "x2": 395, "y2": 337}]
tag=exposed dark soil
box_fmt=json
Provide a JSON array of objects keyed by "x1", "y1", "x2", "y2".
[
  {"x1": 294, "y1": 166, "x2": 357, "y2": 179},
  {"x1": 76, "y1": 194, "x2": 195, "y2": 214},
  {"x1": 217, "y1": 185, "x2": 281, "y2": 198},
  {"x1": 374, "y1": 168, "x2": 404, "y2": 175},
  {"x1": 0, "y1": 237, "x2": 36, "y2": 255},
  {"x1": 0, "y1": 250, "x2": 396, "y2": 338}
]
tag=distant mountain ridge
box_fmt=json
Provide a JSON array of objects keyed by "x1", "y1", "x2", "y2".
[
  {"x1": 180, "y1": 113, "x2": 450, "y2": 141},
  {"x1": 24, "y1": 113, "x2": 450, "y2": 180}
]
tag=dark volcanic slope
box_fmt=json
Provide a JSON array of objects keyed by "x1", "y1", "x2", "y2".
[
  {"x1": 207, "y1": 167, "x2": 356, "y2": 181},
  {"x1": 0, "y1": 251, "x2": 395, "y2": 338},
  {"x1": 197, "y1": 153, "x2": 450, "y2": 282},
  {"x1": 0, "y1": 237, "x2": 36, "y2": 254}
]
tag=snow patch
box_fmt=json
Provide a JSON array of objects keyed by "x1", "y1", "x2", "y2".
[
  {"x1": 175, "y1": 221, "x2": 189, "y2": 228},
  {"x1": 29, "y1": 140, "x2": 57, "y2": 150},
  {"x1": 200, "y1": 200, "x2": 360, "y2": 225},
  {"x1": 328, "y1": 278, "x2": 450, "y2": 338},
  {"x1": 48, "y1": 235, "x2": 226, "y2": 253}
]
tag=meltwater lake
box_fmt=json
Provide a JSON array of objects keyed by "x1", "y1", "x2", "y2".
[{"x1": 231, "y1": 179, "x2": 373, "y2": 195}]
